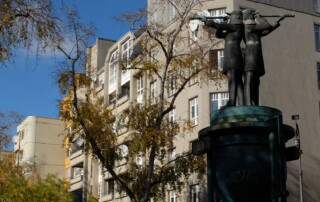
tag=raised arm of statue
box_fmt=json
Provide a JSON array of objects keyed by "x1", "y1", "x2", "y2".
[{"x1": 205, "y1": 20, "x2": 238, "y2": 32}]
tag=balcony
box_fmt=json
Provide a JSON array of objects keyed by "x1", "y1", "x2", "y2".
[
  {"x1": 70, "y1": 149, "x2": 83, "y2": 160},
  {"x1": 70, "y1": 175, "x2": 83, "y2": 185},
  {"x1": 101, "y1": 193, "x2": 114, "y2": 201},
  {"x1": 117, "y1": 93, "x2": 129, "y2": 107},
  {"x1": 95, "y1": 84, "x2": 104, "y2": 92},
  {"x1": 69, "y1": 178, "x2": 83, "y2": 192},
  {"x1": 69, "y1": 164, "x2": 84, "y2": 192}
]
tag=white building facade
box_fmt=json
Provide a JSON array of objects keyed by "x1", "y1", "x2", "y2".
[{"x1": 13, "y1": 116, "x2": 65, "y2": 179}]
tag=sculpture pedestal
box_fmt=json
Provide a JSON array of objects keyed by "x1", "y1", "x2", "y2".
[{"x1": 192, "y1": 106, "x2": 298, "y2": 202}]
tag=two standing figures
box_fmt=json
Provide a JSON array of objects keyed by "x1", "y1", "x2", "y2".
[{"x1": 201, "y1": 9, "x2": 287, "y2": 106}]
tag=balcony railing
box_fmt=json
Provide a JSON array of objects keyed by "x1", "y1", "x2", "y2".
[
  {"x1": 70, "y1": 149, "x2": 83, "y2": 160},
  {"x1": 70, "y1": 175, "x2": 83, "y2": 185},
  {"x1": 117, "y1": 94, "x2": 129, "y2": 106}
]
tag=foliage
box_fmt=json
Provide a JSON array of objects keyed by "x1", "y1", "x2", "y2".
[
  {"x1": 0, "y1": 152, "x2": 72, "y2": 202},
  {"x1": 57, "y1": 0, "x2": 225, "y2": 202},
  {"x1": 0, "y1": 111, "x2": 22, "y2": 149},
  {"x1": 0, "y1": 0, "x2": 59, "y2": 62}
]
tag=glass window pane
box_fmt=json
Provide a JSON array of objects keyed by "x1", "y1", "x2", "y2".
[
  {"x1": 315, "y1": 25, "x2": 320, "y2": 51},
  {"x1": 318, "y1": 64, "x2": 320, "y2": 89}
]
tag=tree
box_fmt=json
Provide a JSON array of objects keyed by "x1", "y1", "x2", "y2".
[
  {"x1": 0, "y1": 151, "x2": 72, "y2": 201},
  {"x1": 59, "y1": 0, "x2": 222, "y2": 201},
  {"x1": 0, "y1": 0, "x2": 59, "y2": 62},
  {"x1": 0, "y1": 111, "x2": 22, "y2": 150}
]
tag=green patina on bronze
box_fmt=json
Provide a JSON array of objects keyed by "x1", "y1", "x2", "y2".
[{"x1": 192, "y1": 106, "x2": 298, "y2": 202}]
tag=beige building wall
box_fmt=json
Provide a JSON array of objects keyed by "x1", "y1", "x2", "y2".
[
  {"x1": 233, "y1": 1, "x2": 320, "y2": 201},
  {"x1": 13, "y1": 116, "x2": 65, "y2": 179}
]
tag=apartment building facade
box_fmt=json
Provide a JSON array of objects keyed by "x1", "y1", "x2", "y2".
[
  {"x1": 66, "y1": 38, "x2": 116, "y2": 202},
  {"x1": 12, "y1": 116, "x2": 65, "y2": 179},
  {"x1": 66, "y1": 0, "x2": 320, "y2": 201}
]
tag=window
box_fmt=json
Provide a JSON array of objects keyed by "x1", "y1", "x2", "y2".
[
  {"x1": 209, "y1": 49, "x2": 224, "y2": 74},
  {"x1": 150, "y1": 80, "x2": 157, "y2": 103},
  {"x1": 189, "y1": 60, "x2": 199, "y2": 85},
  {"x1": 189, "y1": 28, "x2": 198, "y2": 43},
  {"x1": 104, "y1": 179, "x2": 114, "y2": 195},
  {"x1": 137, "y1": 76, "x2": 144, "y2": 103},
  {"x1": 190, "y1": 97, "x2": 199, "y2": 126},
  {"x1": 19, "y1": 129, "x2": 25, "y2": 140},
  {"x1": 209, "y1": 8, "x2": 226, "y2": 23},
  {"x1": 98, "y1": 72, "x2": 105, "y2": 85},
  {"x1": 168, "y1": 2, "x2": 176, "y2": 22},
  {"x1": 314, "y1": 0, "x2": 320, "y2": 13},
  {"x1": 72, "y1": 166, "x2": 83, "y2": 179},
  {"x1": 151, "y1": 50, "x2": 157, "y2": 62},
  {"x1": 98, "y1": 183, "x2": 101, "y2": 196},
  {"x1": 169, "y1": 190, "x2": 176, "y2": 202},
  {"x1": 109, "y1": 50, "x2": 118, "y2": 92},
  {"x1": 191, "y1": 184, "x2": 200, "y2": 202},
  {"x1": 218, "y1": 50, "x2": 224, "y2": 71},
  {"x1": 318, "y1": 63, "x2": 320, "y2": 89},
  {"x1": 122, "y1": 40, "x2": 131, "y2": 85},
  {"x1": 91, "y1": 162, "x2": 93, "y2": 178},
  {"x1": 168, "y1": 71, "x2": 178, "y2": 96},
  {"x1": 189, "y1": 20, "x2": 199, "y2": 43},
  {"x1": 122, "y1": 40, "x2": 131, "y2": 64},
  {"x1": 210, "y1": 93, "x2": 229, "y2": 113},
  {"x1": 315, "y1": 25, "x2": 320, "y2": 51},
  {"x1": 169, "y1": 108, "x2": 176, "y2": 123}
]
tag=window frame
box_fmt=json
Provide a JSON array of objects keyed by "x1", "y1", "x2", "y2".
[
  {"x1": 169, "y1": 190, "x2": 176, "y2": 202},
  {"x1": 314, "y1": 0, "x2": 320, "y2": 13},
  {"x1": 169, "y1": 108, "x2": 176, "y2": 123},
  {"x1": 208, "y1": 8, "x2": 227, "y2": 23},
  {"x1": 104, "y1": 179, "x2": 115, "y2": 196},
  {"x1": 317, "y1": 63, "x2": 320, "y2": 89},
  {"x1": 98, "y1": 72, "x2": 105, "y2": 85},
  {"x1": 168, "y1": 71, "x2": 178, "y2": 96},
  {"x1": 122, "y1": 40, "x2": 132, "y2": 75},
  {"x1": 189, "y1": 97, "x2": 199, "y2": 126},
  {"x1": 150, "y1": 80, "x2": 157, "y2": 103},
  {"x1": 315, "y1": 24, "x2": 320, "y2": 51},
  {"x1": 189, "y1": 60, "x2": 199, "y2": 86},
  {"x1": 137, "y1": 76, "x2": 144, "y2": 103},
  {"x1": 190, "y1": 184, "x2": 200, "y2": 202},
  {"x1": 210, "y1": 92, "x2": 229, "y2": 113},
  {"x1": 217, "y1": 50, "x2": 224, "y2": 71},
  {"x1": 109, "y1": 50, "x2": 119, "y2": 92},
  {"x1": 151, "y1": 50, "x2": 158, "y2": 62},
  {"x1": 168, "y1": 2, "x2": 176, "y2": 22}
]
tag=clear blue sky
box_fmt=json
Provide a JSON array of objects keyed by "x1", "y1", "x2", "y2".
[{"x1": 0, "y1": 0, "x2": 146, "y2": 145}]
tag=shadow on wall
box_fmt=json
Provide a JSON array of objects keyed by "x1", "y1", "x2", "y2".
[{"x1": 287, "y1": 153, "x2": 320, "y2": 202}]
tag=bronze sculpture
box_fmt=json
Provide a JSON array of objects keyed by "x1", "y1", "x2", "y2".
[
  {"x1": 201, "y1": 10, "x2": 244, "y2": 107},
  {"x1": 192, "y1": 11, "x2": 297, "y2": 202},
  {"x1": 242, "y1": 9, "x2": 285, "y2": 105},
  {"x1": 193, "y1": 10, "x2": 292, "y2": 107}
]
